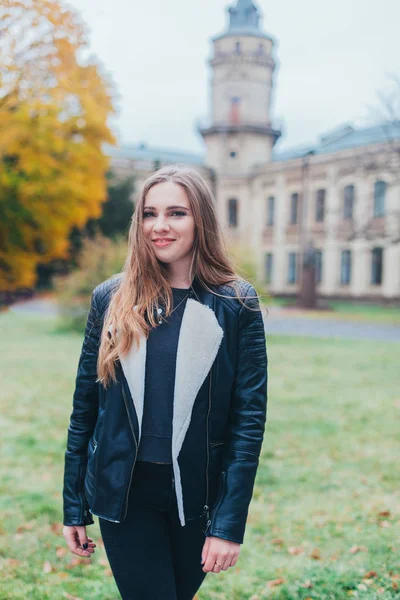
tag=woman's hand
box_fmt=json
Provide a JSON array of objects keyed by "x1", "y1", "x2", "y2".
[
  {"x1": 62, "y1": 525, "x2": 96, "y2": 558},
  {"x1": 201, "y1": 535, "x2": 240, "y2": 573}
]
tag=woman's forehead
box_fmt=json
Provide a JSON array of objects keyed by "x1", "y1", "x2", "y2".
[{"x1": 144, "y1": 181, "x2": 190, "y2": 208}]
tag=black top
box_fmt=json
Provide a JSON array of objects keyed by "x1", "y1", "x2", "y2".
[{"x1": 136, "y1": 287, "x2": 190, "y2": 463}]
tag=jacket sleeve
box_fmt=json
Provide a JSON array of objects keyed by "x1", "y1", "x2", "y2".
[
  {"x1": 207, "y1": 283, "x2": 268, "y2": 544},
  {"x1": 62, "y1": 288, "x2": 101, "y2": 526}
]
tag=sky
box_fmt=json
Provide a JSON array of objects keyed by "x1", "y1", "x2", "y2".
[{"x1": 67, "y1": 0, "x2": 400, "y2": 154}]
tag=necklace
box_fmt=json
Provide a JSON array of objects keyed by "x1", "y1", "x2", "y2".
[{"x1": 156, "y1": 291, "x2": 190, "y2": 325}]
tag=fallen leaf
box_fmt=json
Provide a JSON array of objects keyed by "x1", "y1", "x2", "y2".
[
  {"x1": 105, "y1": 568, "x2": 113, "y2": 577},
  {"x1": 99, "y1": 558, "x2": 109, "y2": 567},
  {"x1": 363, "y1": 570, "x2": 377, "y2": 579},
  {"x1": 300, "y1": 580, "x2": 313, "y2": 588},
  {"x1": 379, "y1": 520, "x2": 390, "y2": 528},
  {"x1": 270, "y1": 538, "x2": 284, "y2": 545},
  {"x1": 349, "y1": 545, "x2": 367, "y2": 554},
  {"x1": 379, "y1": 510, "x2": 390, "y2": 517},
  {"x1": 288, "y1": 546, "x2": 304, "y2": 555},
  {"x1": 56, "y1": 547, "x2": 68, "y2": 558},
  {"x1": 310, "y1": 548, "x2": 321, "y2": 560},
  {"x1": 43, "y1": 560, "x2": 53, "y2": 574},
  {"x1": 267, "y1": 578, "x2": 285, "y2": 587},
  {"x1": 51, "y1": 522, "x2": 63, "y2": 534},
  {"x1": 63, "y1": 593, "x2": 83, "y2": 600},
  {"x1": 66, "y1": 557, "x2": 91, "y2": 569},
  {"x1": 16, "y1": 521, "x2": 35, "y2": 533},
  {"x1": 357, "y1": 584, "x2": 367, "y2": 591}
]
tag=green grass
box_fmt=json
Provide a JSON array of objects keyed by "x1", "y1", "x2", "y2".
[
  {"x1": 0, "y1": 312, "x2": 399, "y2": 599},
  {"x1": 263, "y1": 297, "x2": 400, "y2": 325}
]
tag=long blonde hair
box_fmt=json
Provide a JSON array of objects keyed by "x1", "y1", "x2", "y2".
[{"x1": 98, "y1": 165, "x2": 253, "y2": 386}]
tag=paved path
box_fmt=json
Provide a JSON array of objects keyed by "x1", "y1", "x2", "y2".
[
  {"x1": 9, "y1": 298, "x2": 59, "y2": 317},
  {"x1": 263, "y1": 307, "x2": 400, "y2": 342},
  {"x1": 7, "y1": 298, "x2": 400, "y2": 342}
]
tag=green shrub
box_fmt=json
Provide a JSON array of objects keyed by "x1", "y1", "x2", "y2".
[
  {"x1": 55, "y1": 235, "x2": 127, "y2": 332},
  {"x1": 228, "y1": 242, "x2": 269, "y2": 298}
]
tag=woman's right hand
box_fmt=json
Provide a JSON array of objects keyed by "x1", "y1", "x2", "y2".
[{"x1": 62, "y1": 525, "x2": 96, "y2": 558}]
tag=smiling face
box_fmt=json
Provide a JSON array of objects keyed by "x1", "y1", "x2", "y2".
[{"x1": 142, "y1": 181, "x2": 196, "y2": 274}]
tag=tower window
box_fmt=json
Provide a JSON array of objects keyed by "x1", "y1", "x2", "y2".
[
  {"x1": 343, "y1": 184, "x2": 354, "y2": 220},
  {"x1": 229, "y1": 97, "x2": 241, "y2": 125},
  {"x1": 267, "y1": 196, "x2": 275, "y2": 226},
  {"x1": 265, "y1": 253, "x2": 273, "y2": 284},
  {"x1": 315, "y1": 189, "x2": 325, "y2": 222},
  {"x1": 315, "y1": 250, "x2": 323, "y2": 284},
  {"x1": 371, "y1": 247, "x2": 383, "y2": 285},
  {"x1": 340, "y1": 250, "x2": 352, "y2": 285},
  {"x1": 235, "y1": 41, "x2": 241, "y2": 54},
  {"x1": 229, "y1": 150, "x2": 237, "y2": 158},
  {"x1": 290, "y1": 193, "x2": 299, "y2": 225},
  {"x1": 288, "y1": 252, "x2": 297, "y2": 284},
  {"x1": 373, "y1": 180, "x2": 386, "y2": 217},
  {"x1": 228, "y1": 198, "x2": 238, "y2": 228}
]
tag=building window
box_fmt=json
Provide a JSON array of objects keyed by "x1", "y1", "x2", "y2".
[
  {"x1": 229, "y1": 150, "x2": 237, "y2": 158},
  {"x1": 371, "y1": 247, "x2": 383, "y2": 285},
  {"x1": 228, "y1": 198, "x2": 238, "y2": 227},
  {"x1": 235, "y1": 41, "x2": 241, "y2": 54},
  {"x1": 315, "y1": 189, "x2": 326, "y2": 222},
  {"x1": 315, "y1": 250, "x2": 323, "y2": 284},
  {"x1": 343, "y1": 184, "x2": 354, "y2": 220},
  {"x1": 340, "y1": 250, "x2": 352, "y2": 285},
  {"x1": 290, "y1": 193, "x2": 299, "y2": 225},
  {"x1": 288, "y1": 252, "x2": 297, "y2": 284},
  {"x1": 267, "y1": 196, "x2": 275, "y2": 226},
  {"x1": 374, "y1": 180, "x2": 387, "y2": 217},
  {"x1": 265, "y1": 253, "x2": 273, "y2": 284},
  {"x1": 229, "y1": 96, "x2": 241, "y2": 124}
]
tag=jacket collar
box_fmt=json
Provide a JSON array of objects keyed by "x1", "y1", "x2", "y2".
[
  {"x1": 117, "y1": 296, "x2": 223, "y2": 447},
  {"x1": 114, "y1": 295, "x2": 224, "y2": 526}
]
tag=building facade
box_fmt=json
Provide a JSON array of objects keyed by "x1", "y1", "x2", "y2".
[{"x1": 110, "y1": 0, "x2": 400, "y2": 301}]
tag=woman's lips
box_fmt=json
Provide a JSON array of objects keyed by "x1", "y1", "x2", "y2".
[{"x1": 153, "y1": 239, "x2": 175, "y2": 248}]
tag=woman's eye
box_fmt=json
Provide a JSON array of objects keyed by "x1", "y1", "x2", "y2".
[
  {"x1": 143, "y1": 212, "x2": 155, "y2": 218},
  {"x1": 171, "y1": 211, "x2": 186, "y2": 217}
]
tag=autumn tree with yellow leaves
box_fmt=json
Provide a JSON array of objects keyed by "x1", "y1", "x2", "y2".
[{"x1": 0, "y1": 0, "x2": 116, "y2": 291}]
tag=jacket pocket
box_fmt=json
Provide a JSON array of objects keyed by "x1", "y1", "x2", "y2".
[
  {"x1": 210, "y1": 440, "x2": 225, "y2": 448},
  {"x1": 86, "y1": 437, "x2": 98, "y2": 481}
]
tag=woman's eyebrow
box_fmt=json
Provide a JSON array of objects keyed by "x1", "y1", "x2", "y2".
[{"x1": 143, "y1": 205, "x2": 190, "y2": 211}]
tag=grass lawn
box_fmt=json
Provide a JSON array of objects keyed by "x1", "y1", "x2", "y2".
[
  {"x1": 0, "y1": 312, "x2": 398, "y2": 599},
  {"x1": 263, "y1": 297, "x2": 400, "y2": 325}
]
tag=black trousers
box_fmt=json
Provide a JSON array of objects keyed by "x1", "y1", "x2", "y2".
[{"x1": 99, "y1": 461, "x2": 208, "y2": 600}]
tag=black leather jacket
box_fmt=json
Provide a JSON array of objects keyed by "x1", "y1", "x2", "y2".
[{"x1": 63, "y1": 275, "x2": 268, "y2": 544}]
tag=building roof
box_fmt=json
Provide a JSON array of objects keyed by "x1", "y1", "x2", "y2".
[
  {"x1": 213, "y1": 0, "x2": 273, "y2": 42},
  {"x1": 108, "y1": 143, "x2": 205, "y2": 166},
  {"x1": 228, "y1": 0, "x2": 260, "y2": 32},
  {"x1": 272, "y1": 122, "x2": 400, "y2": 162},
  {"x1": 107, "y1": 122, "x2": 400, "y2": 170}
]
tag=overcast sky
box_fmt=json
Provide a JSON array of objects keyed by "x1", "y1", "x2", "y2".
[{"x1": 67, "y1": 0, "x2": 400, "y2": 154}]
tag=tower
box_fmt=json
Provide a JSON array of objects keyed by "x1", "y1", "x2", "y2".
[{"x1": 199, "y1": 0, "x2": 281, "y2": 173}]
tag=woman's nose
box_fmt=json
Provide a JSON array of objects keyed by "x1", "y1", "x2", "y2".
[{"x1": 153, "y1": 214, "x2": 170, "y2": 232}]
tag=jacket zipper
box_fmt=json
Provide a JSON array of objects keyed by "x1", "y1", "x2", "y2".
[
  {"x1": 205, "y1": 470, "x2": 226, "y2": 535},
  {"x1": 203, "y1": 364, "x2": 212, "y2": 531},
  {"x1": 81, "y1": 436, "x2": 99, "y2": 521},
  {"x1": 121, "y1": 382, "x2": 138, "y2": 521}
]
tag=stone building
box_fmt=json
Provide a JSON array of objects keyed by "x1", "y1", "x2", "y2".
[{"x1": 110, "y1": 0, "x2": 400, "y2": 301}]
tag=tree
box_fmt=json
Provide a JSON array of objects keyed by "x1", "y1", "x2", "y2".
[
  {"x1": 0, "y1": 0, "x2": 116, "y2": 291},
  {"x1": 95, "y1": 172, "x2": 135, "y2": 239}
]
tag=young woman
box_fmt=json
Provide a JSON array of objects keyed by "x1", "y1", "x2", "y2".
[{"x1": 62, "y1": 165, "x2": 268, "y2": 600}]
